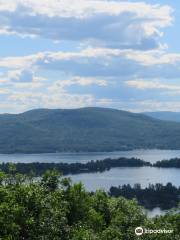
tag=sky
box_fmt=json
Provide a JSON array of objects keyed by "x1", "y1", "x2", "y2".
[{"x1": 1, "y1": 0, "x2": 180, "y2": 113}]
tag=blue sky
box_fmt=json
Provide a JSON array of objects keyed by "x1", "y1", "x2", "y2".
[{"x1": 1, "y1": 0, "x2": 180, "y2": 113}]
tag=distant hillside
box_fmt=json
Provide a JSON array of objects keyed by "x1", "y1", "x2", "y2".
[
  {"x1": 144, "y1": 111, "x2": 180, "y2": 122},
  {"x1": 2, "y1": 107, "x2": 180, "y2": 153}
]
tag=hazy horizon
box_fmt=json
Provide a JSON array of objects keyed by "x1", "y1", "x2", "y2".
[{"x1": 2, "y1": 106, "x2": 180, "y2": 115}]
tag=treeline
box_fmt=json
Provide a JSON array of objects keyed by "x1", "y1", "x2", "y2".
[
  {"x1": 1, "y1": 157, "x2": 180, "y2": 177},
  {"x1": 0, "y1": 170, "x2": 180, "y2": 239},
  {"x1": 154, "y1": 158, "x2": 180, "y2": 168},
  {"x1": 0, "y1": 157, "x2": 151, "y2": 176},
  {"x1": 109, "y1": 183, "x2": 180, "y2": 210}
]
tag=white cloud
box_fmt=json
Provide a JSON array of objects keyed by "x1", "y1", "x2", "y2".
[
  {"x1": 125, "y1": 50, "x2": 180, "y2": 65},
  {"x1": 7, "y1": 69, "x2": 33, "y2": 82},
  {"x1": 90, "y1": 99, "x2": 180, "y2": 112},
  {"x1": 0, "y1": 68, "x2": 47, "y2": 84},
  {"x1": 1, "y1": 47, "x2": 180, "y2": 70},
  {"x1": 0, "y1": 0, "x2": 173, "y2": 49},
  {"x1": 126, "y1": 79, "x2": 180, "y2": 91},
  {"x1": 8, "y1": 91, "x2": 95, "y2": 110},
  {"x1": 133, "y1": 100, "x2": 180, "y2": 112},
  {"x1": 1, "y1": 47, "x2": 180, "y2": 83},
  {"x1": 12, "y1": 82, "x2": 44, "y2": 89},
  {"x1": 0, "y1": 53, "x2": 44, "y2": 68},
  {"x1": 48, "y1": 77, "x2": 107, "y2": 93}
]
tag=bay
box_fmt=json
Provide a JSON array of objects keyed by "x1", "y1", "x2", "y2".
[
  {"x1": 1, "y1": 149, "x2": 180, "y2": 194},
  {"x1": 67, "y1": 167, "x2": 180, "y2": 192},
  {"x1": 1, "y1": 149, "x2": 180, "y2": 217}
]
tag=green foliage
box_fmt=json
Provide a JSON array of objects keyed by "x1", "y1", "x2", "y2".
[
  {"x1": 0, "y1": 158, "x2": 151, "y2": 176},
  {"x1": 109, "y1": 183, "x2": 180, "y2": 209},
  {"x1": 154, "y1": 158, "x2": 180, "y2": 168},
  {"x1": 2, "y1": 107, "x2": 180, "y2": 153},
  {"x1": 41, "y1": 169, "x2": 60, "y2": 191},
  {"x1": 0, "y1": 170, "x2": 180, "y2": 239}
]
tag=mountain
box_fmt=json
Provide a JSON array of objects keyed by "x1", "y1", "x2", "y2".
[
  {"x1": 144, "y1": 111, "x2": 180, "y2": 123},
  {"x1": 2, "y1": 107, "x2": 180, "y2": 153}
]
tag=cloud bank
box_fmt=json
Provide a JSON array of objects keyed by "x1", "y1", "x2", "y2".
[
  {"x1": 0, "y1": 0, "x2": 179, "y2": 112},
  {"x1": 0, "y1": 0, "x2": 173, "y2": 50}
]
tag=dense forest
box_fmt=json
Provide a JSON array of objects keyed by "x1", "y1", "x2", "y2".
[
  {"x1": 154, "y1": 158, "x2": 180, "y2": 168},
  {"x1": 109, "y1": 183, "x2": 180, "y2": 210},
  {"x1": 0, "y1": 158, "x2": 151, "y2": 176},
  {"x1": 3, "y1": 107, "x2": 180, "y2": 153},
  {"x1": 0, "y1": 169, "x2": 180, "y2": 239}
]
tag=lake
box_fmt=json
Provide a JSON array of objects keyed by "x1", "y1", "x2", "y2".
[
  {"x1": 1, "y1": 149, "x2": 180, "y2": 163},
  {"x1": 67, "y1": 167, "x2": 180, "y2": 191},
  {"x1": 2, "y1": 149, "x2": 180, "y2": 217},
  {"x1": 1, "y1": 149, "x2": 180, "y2": 192}
]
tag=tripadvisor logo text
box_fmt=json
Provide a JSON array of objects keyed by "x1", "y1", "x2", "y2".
[{"x1": 135, "y1": 227, "x2": 173, "y2": 236}]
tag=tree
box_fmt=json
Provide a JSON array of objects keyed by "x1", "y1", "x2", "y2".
[{"x1": 0, "y1": 170, "x2": 180, "y2": 239}]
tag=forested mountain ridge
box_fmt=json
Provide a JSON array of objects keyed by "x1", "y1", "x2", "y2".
[{"x1": 2, "y1": 107, "x2": 180, "y2": 153}]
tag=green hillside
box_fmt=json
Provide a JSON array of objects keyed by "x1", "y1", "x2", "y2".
[{"x1": 1, "y1": 107, "x2": 180, "y2": 153}]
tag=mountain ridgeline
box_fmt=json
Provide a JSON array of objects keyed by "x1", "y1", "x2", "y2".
[
  {"x1": 2, "y1": 107, "x2": 180, "y2": 153},
  {"x1": 144, "y1": 111, "x2": 180, "y2": 123}
]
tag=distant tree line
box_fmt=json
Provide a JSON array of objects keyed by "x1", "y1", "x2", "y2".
[
  {"x1": 0, "y1": 158, "x2": 151, "y2": 176},
  {"x1": 1, "y1": 157, "x2": 180, "y2": 178},
  {"x1": 1, "y1": 157, "x2": 180, "y2": 177},
  {"x1": 109, "y1": 183, "x2": 180, "y2": 210},
  {"x1": 154, "y1": 158, "x2": 180, "y2": 168}
]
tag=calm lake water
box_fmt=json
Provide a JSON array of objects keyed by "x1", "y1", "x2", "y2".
[
  {"x1": 67, "y1": 167, "x2": 180, "y2": 191},
  {"x1": 1, "y1": 149, "x2": 180, "y2": 163},
  {"x1": 2, "y1": 149, "x2": 180, "y2": 217},
  {"x1": 1, "y1": 149, "x2": 180, "y2": 191}
]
